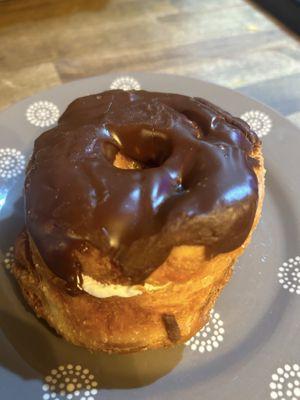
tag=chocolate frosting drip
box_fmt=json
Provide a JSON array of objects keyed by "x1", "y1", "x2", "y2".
[
  {"x1": 162, "y1": 314, "x2": 181, "y2": 342},
  {"x1": 25, "y1": 90, "x2": 259, "y2": 289}
]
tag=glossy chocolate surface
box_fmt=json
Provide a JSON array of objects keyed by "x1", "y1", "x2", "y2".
[{"x1": 25, "y1": 90, "x2": 259, "y2": 288}]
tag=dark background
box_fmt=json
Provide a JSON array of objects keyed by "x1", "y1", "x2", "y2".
[{"x1": 253, "y1": 0, "x2": 300, "y2": 36}]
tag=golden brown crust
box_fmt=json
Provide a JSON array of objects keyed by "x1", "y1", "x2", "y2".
[{"x1": 12, "y1": 147, "x2": 264, "y2": 353}]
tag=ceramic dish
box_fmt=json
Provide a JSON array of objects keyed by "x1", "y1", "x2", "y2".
[{"x1": 0, "y1": 73, "x2": 299, "y2": 400}]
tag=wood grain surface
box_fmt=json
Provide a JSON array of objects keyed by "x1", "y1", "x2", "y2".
[{"x1": 0, "y1": 0, "x2": 299, "y2": 126}]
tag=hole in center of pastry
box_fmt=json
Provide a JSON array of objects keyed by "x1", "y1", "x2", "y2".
[
  {"x1": 113, "y1": 152, "x2": 142, "y2": 170},
  {"x1": 102, "y1": 129, "x2": 172, "y2": 170}
]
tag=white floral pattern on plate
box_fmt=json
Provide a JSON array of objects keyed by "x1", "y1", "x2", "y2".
[
  {"x1": 26, "y1": 101, "x2": 60, "y2": 127},
  {"x1": 0, "y1": 148, "x2": 26, "y2": 179},
  {"x1": 185, "y1": 310, "x2": 224, "y2": 353},
  {"x1": 278, "y1": 257, "x2": 300, "y2": 295},
  {"x1": 2, "y1": 246, "x2": 14, "y2": 272},
  {"x1": 270, "y1": 364, "x2": 300, "y2": 399},
  {"x1": 110, "y1": 76, "x2": 141, "y2": 91},
  {"x1": 240, "y1": 110, "x2": 272, "y2": 137},
  {"x1": 43, "y1": 364, "x2": 99, "y2": 400}
]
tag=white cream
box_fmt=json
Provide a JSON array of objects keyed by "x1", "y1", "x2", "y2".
[{"x1": 82, "y1": 274, "x2": 167, "y2": 299}]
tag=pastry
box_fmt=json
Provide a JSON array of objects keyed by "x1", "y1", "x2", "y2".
[{"x1": 12, "y1": 90, "x2": 265, "y2": 353}]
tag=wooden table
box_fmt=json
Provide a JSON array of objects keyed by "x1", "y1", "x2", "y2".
[{"x1": 1, "y1": 0, "x2": 299, "y2": 127}]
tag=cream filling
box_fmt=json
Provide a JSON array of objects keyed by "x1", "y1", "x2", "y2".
[{"x1": 82, "y1": 274, "x2": 167, "y2": 298}]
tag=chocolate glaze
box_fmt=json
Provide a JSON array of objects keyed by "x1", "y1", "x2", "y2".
[{"x1": 25, "y1": 90, "x2": 260, "y2": 289}]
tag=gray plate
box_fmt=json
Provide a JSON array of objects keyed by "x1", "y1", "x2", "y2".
[{"x1": 0, "y1": 73, "x2": 299, "y2": 400}]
